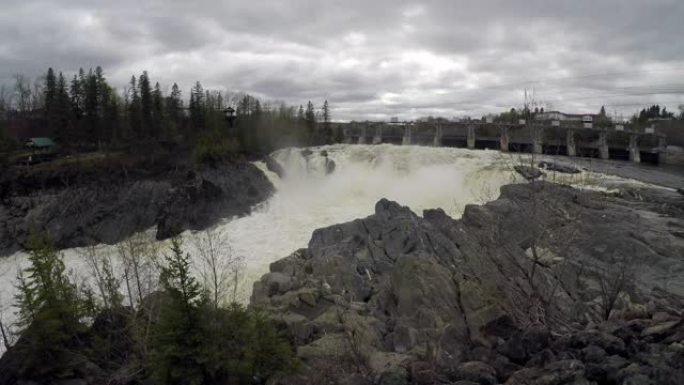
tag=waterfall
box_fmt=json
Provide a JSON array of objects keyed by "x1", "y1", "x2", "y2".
[{"x1": 0, "y1": 144, "x2": 535, "y2": 344}]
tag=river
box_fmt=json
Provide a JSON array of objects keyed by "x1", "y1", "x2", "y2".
[{"x1": 0, "y1": 144, "x2": 671, "y2": 345}]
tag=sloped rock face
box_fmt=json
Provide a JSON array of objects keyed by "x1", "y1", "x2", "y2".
[
  {"x1": 252, "y1": 181, "x2": 684, "y2": 384},
  {"x1": 0, "y1": 161, "x2": 273, "y2": 254}
]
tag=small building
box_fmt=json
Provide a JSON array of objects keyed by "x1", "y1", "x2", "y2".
[
  {"x1": 535, "y1": 111, "x2": 597, "y2": 122},
  {"x1": 26, "y1": 137, "x2": 57, "y2": 152}
]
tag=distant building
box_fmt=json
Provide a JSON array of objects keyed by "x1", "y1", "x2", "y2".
[
  {"x1": 535, "y1": 111, "x2": 597, "y2": 122},
  {"x1": 26, "y1": 137, "x2": 57, "y2": 152}
]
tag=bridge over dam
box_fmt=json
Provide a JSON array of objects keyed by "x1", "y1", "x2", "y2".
[{"x1": 338, "y1": 121, "x2": 668, "y2": 164}]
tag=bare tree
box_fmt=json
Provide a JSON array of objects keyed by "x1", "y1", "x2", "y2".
[
  {"x1": 193, "y1": 229, "x2": 244, "y2": 309},
  {"x1": 83, "y1": 245, "x2": 123, "y2": 310},
  {"x1": 597, "y1": 255, "x2": 634, "y2": 320},
  {"x1": 0, "y1": 85, "x2": 12, "y2": 112},
  {"x1": 13, "y1": 74, "x2": 32, "y2": 112},
  {"x1": 117, "y1": 233, "x2": 161, "y2": 307}
]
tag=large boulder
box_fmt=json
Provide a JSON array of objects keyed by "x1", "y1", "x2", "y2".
[{"x1": 252, "y1": 181, "x2": 684, "y2": 384}]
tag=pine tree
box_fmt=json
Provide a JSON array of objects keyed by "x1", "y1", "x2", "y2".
[
  {"x1": 84, "y1": 68, "x2": 99, "y2": 145},
  {"x1": 152, "y1": 82, "x2": 164, "y2": 140},
  {"x1": 54, "y1": 72, "x2": 71, "y2": 143},
  {"x1": 14, "y1": 235, "x2": 88, "y2": 374},
  {"x1": 322, "y1": 100, "x2": 330, "y2": 124},
  {"x1": 305, "y1": 101, "x2": 316, "y2": 143},
  {"x1": 166, "y1": 83, "x2": 183, "y2": 138},
  {"x1": 189, "y1": 81, "x2": 205, "y2": 132},
  {"x1": 139, "y1": 71, "x2": 152, "y2": 140},
  {"x1": 322, "y1": 100, "x2": 331, "y2": 142},
  {"x1": 128, "y1": 75, "x2": 142, "y2": 140},
  {"x1": 153, "y1": 238, "x2": 206, "y2": 385},
  {"x1": 297, "y1": 105, "x2": 304, "y2": 122},
  {"x1": 44, "y1": 68, "x2": 57, "y2": 133}
]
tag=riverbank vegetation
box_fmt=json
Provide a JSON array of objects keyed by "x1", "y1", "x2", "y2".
[{"x1": 0, "y1": 234, "x2": 297, "y2": 384}]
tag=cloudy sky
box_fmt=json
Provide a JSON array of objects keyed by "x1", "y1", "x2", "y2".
[{"x1": 2, "y1": 0, "x2": 684, "y2": 121}]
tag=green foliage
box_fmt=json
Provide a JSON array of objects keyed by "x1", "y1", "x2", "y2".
[
  {"x1": 13, "y1": 234, "x2": 89, "y2": 374},
  {"x1": 152, "y1": 239, "x2": 297, "y2": 385},
  {"x1": 631, "y1": 104, "x2": 675, "y2": 126},
  {"x1": 8, "y1": 65, "x2": 339, "y2": 158},
  {"x1": 202, "y1": 304, "x2": 298, "y2": 385},
  {"x1": 153, "y1": 237, "x2": 207, "y2": 384},
  {"x1": 192, "y1": 130, "x2": 239, "y2": 165}
]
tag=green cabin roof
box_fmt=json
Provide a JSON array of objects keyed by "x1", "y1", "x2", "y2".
[{"x1": 27, "y1": 137, "x2": 56, "y2": 148}]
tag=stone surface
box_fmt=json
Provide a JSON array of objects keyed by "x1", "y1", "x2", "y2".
[
  {"x1": 251, "y1": 181, "x2": 684, "y2": 384},
  {"x1": 538, "y1": 160, "x2": 581, "y2": 174},
  {"x1": 513, "y1": 165, "x2": 544, "y2": 180},
  {"x1": 0, "y1": 159, "x2": 273, "y2": 254}
]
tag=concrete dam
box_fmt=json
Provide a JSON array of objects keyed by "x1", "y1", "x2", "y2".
[{"x1": 339, "y1": 120, "x2": 668, "y2": 164}]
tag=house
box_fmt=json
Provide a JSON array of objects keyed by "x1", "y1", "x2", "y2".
[
  {"x1": 535, "y1": 111, "x2": 597, "y2": 122},
  {"x1": 26, "y1": 137, "x2": 57, "y2": 152}
]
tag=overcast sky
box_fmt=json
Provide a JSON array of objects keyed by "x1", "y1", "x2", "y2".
[{"x1": 2, "y1": 0, "x2": 684, "y2": 121}]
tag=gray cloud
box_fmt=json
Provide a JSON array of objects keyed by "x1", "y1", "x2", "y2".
[{"x1": 1, "y1": 0, "x2": 684, "y2": 120}]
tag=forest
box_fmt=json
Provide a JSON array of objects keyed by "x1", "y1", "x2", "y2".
[{"x1": 0, "y1": 67, "x2": 338, "y2": 162}]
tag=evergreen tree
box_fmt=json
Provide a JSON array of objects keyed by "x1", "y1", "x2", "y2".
[
  {"x1": 322, "y1": 100, "x2": 331, "y2": 143},
  {"x1": 189, "y1": 81, "x2": 205, "y2": 132},
  {"x1": 69, "y1": 74, "x2": 83, "y2": 121},
  {"x1": 54, "y1": 72, "x2": 71, "y2": 143},
  {"x1": 166, "y1": 83, "x2": 183, "y2": 138},
  {"x1": 128, "y1": 75, "x2": 142, "y2": 141},
  {"x1": 84, "y1": 68, "x2": 99, "y2": 145},
  {"x1": 139, "y1": 71, "x2": 153, "y2": 139},
  {"x1": 152, "y1": 82, "x2": 164, "y2": 140},
  {"x1": 305, "y1": 101, "x2": 316, "y2": 143},
  {"x1": 14, "y1": 235, "x2": 88, "y2": 375},
  {"x1": 322, "y1": 100, "x2": 330, "y2": 125},
  {"x1": 44, "y1": 68, "x2": 57, "y2": 134},
  {"x1": 153, "y1": 238, "x2": 206, "y2": 385},
  {"x1": 297, "y1": 105, "x2": 304, "y2": 122}
]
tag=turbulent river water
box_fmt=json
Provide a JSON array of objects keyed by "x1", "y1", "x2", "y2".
[{"x1": 0, "y1": 144, "x2": 652, "y2": 342}]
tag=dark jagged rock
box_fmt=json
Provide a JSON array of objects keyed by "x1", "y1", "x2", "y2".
[
  {"x1": 0, "y1": 160, "x2": 273, "y2": 254},
  {"x1": 301, "y1": 149, "x2": 313, "y2": 157},
  {"x1": 325, "y1": 158, "x2": 336, "y2": 174},
  {"x1": 264, "y1": 155, "x2": 285, "y2": 178},
  {"x1": 538, "y1": 160, "x2": 581, "y2": 174},
  {"x1": 253, "y1": 181, "x2": 684, "y2": 384},
  {"x1": 513, "y1": 165, "x2": 543, "y2": 180}
]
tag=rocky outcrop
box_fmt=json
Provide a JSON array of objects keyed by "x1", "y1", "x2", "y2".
[
  {"x1": 513, "y1": 165, "x2": 543, "y2": 180},
  {"x1": 538, "y1": 161, "x2": 581, "y2": 174},
  {"x1": 0, "y1": 160, "x2": 273, "y2": 254},
  {"x1": 265, "y1": 155, "x2": 286, "y2": 178},
  {"x1": 251, "y1": 181, "x2": 684, "y2": 384}
]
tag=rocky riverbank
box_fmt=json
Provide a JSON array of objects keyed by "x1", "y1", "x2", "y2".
[
  {"x1": 252, "y1": 181, "x2": 684, "y2": 384},
  {"x1": 0, "y1": 155, "x2": 274, "y2": 255}
]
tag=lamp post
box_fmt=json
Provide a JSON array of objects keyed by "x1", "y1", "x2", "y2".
[{"x1": 224, "y1": 107, "x2": 236, "y2": 128}]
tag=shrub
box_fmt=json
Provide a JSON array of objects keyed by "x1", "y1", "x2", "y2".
[
  {"x1": 192, "y1": 130, "x2": 239, "y2": 165},
  {"x1": 152, "y1": 238, "x2": 297, "y2": 384},
  {"x1": 13, "y1": 235, "x2": 90, "y2": 377}
]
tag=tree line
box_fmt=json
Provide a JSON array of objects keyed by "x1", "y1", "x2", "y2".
[{"x1": 0, "y1": 67, "x2": 338, "y2": 160}]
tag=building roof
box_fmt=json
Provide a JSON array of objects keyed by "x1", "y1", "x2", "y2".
[{"x1": 27, "y1": 137, "x2": 56, "y2": 148}]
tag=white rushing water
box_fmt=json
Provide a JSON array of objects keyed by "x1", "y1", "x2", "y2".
[{"x1": 0, "y1": 143, "x2": 648, "y2": 344}]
